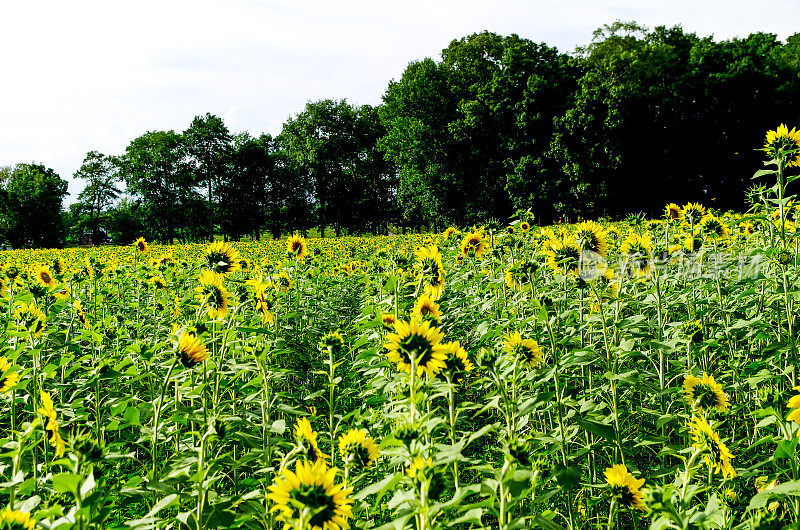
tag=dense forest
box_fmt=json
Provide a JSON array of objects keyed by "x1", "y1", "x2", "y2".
[{"x1": 2, "y1": 22, "x2": 799, "y2": 247}]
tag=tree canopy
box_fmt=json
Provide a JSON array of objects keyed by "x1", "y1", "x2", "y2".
[{"x1": 5, "y1": 23, "x2": 800, "y2": 247}]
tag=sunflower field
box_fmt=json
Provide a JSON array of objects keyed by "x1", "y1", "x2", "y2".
[{"x1": 0, "y1": 127, "x2": 799, "y2": 529}]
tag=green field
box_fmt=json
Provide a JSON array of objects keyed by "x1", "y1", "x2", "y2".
[{"x1": 1, "y1": 191, "x2": 800, "y2": 530}]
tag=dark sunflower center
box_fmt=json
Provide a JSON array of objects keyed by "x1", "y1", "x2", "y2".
[
  {"x1": 554, "y1": 247, "x2": 579, "y2": 269},
  {"x1": 344, "y1": 442, "x2": 372, "y2": 469},
  {"x1": 576, "y1": 231, "x2": 600, "y2": 252},
  {"x1": 291, "y1": 483, "x2": 337, "y2": 526},
  {"x1": 398, "y1": 333, "x2": 435, "y2": 368},
  {"x1": 298, "y1": 438, "x2": 323, "y2": 463},
  {"x1": 694, "y1": 383, "x2": 720, "y2": 409},
  {"x1": 203, "y1": 285, "x2": 226, "y2": 309},
  {"x1": 207, "y1": 251, "x2": 232, "y2": 273},
  {"x1": 444, "y1": 355, "x2": 467, "y2": 377},
  {"x1": 610, "y1": 484, "x2": 638, "y2": 508},
  {"x1": 41, "y1": 272, "x2": 51, "y2": 283},
  {"x1": 291, "y1": 241, "x2": 302, "y2": 253},
  {"x1": 521, "y1": 345, "x2": 538, "y2": 363}
]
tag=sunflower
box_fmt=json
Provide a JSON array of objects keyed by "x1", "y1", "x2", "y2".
[
  {"x1": 380, "y1": 313, "x2": 397, "y2": 330},
  {"x1": 414, "y1": 245, "x2": 445, "y2": 300},
  {"x1": 738, "y1": 222, "x2": 755, "y2": 236},
  {"x1": 267, "y1": 459, "x2": 353, "y2": 530},
  {"x1": 15, "y1": 302, "x2": 46, "y2": 338},
  {"x1": 294, "y1": 417, "x2": 328, "y2": 464},
  {"x1": 604, "y1": 464, "x2": 646, "y2": 510},
  {"x1": 73, "y1": 300, "x2": 91, "y2": 330},
  {"x1": 34, "y1": 265, "x2": 56, "y2": 288},
  {"x1": 691, "y1": 415, "x2": 736, "y2": 478},
  {"x1": 520, "y1": 221, "x2": 531, "y2": 232},
  {"x1": 384, "y1": 319, "x2": 446, "y2": 377},
  {"x1": 52, "y1": 285, "x2": 70, "y2": 301},
  {"x1": 38, "y1": 390, "x2": 65, "y2": 457},
  {"x1": 411, "y1": 293, "x2": 442, "y2": 325},
  {"x1": 573, "y1": 220, "x2": 608, "y2": 257},
  {"x1": 681, "y1": 203, "x2": 706, "y2": 225},
  {"x1": 503, "y1": 331, "x2": 544, "y2": 368},
  {"x1": 319, "y1": 331, "x2": 345, "y2": 356},
  {"x1": 684, "y1": 230, "x2": 703, "y2": 253},
  {"x1": 620, "y1": 234, "x2": 653, "y2": 278},
  {"x1": 505, "y1": 260, "x2": 537, "y2": 290},
  {"x1": 438, "y1": 341, "x2": 473, "y2": 382},
  {"x1": 683, "y1": 372, "x2": 730, "y2": 413},
  {"x1": 135, "y1": 237, "x2": 148, "y2": 253},
  {"x1": 442, "y1": 226, "x2": 457, "y2": 238},
  {"x1": 177, "y1": 332, "x2": 207, "y2": 368},
  {"x1": 205, "y1": 241, "x2": 240, "y2": 275},
  {"x1": 699, "y1": 214, "x2": 730, "y2": 240},
  {"x1": 665, "y1": 203, "x2": 682, "y2": 221},
  {"x1": 406, "y1": 456, "x2": 434, "y2": 479},
  {"x1": 274, "y1": 270, "x2": 293, "y2": 292},
  {"x1": 0, "y1": 356, "x2": 20, "y2": 394},
  {"x1": 544, "y1": 236, "x2": 580, "y2": 275},
  {"x1": 5, "y1": 265, "x2": 19, "y2": 281},
  {"x1": 682, "y1": 320, "x2": 703, "y2": 343},
  {"x1": 339, "y1": 429, "x2": 380, "y2": 471},
  {"x1": 763, "y1": 124, "x2": 800, "y2": 167},
  {"x1": 197, "y1": 270, "x2": 230, "y2": 319},
  {"x1": 253, "y1": 283, "x2": 275, "y2": 324},
  {"x1": 286, "y1": 233, "x2": 308, "y2": 260},
  {"x1": 0, "y1": 508, "x2": 36, "y2": 530},
  {"x1": 597, "y1": 267, "x2": 618, "y2": 297},
  {"x1": 786, "y1": 386, "x2": 800, "y2": 425},
  {"x1": 460, "y1": 228, "x2": 488, "y2": 258}
]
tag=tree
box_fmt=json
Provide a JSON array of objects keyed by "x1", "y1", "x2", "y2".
[
  {"x1": 2, "y1": 163, "x2": 68, "y2": 248},
  {"x1": 550, "y1": 23, "x2": 800, "y2": 217},
  {"x1": 380, "y1": 32, "x2": 575, "y2": 226},
  {"x1": 119, "y1": 130, "x2": 198, "y2": 243},
  {"x1": 183, "y1": 113, "x2": 232, "y2": 241},
  {"x1": 219, "y1": 132, "x2": 271, "y2": 240},
  {"x1": 73, "y1": 151, "x2": 120, "y2": 243},
  {"x1": 105, "y1": 197, "x2": 148, "y2": 245},
  {"x1": 278, "y1": 99, "x2": 394, "y2": 236}
]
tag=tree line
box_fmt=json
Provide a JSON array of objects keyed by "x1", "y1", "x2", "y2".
[{"x1": 2, "y1": 22, "x2": 799, "y2": 247}]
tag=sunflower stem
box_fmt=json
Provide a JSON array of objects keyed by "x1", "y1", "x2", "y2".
[
  {"x1": 607, "y1": 497, "x2": 617, "y2": 530},
  {"x1": 445, "y1": 373, "x2": 460, "y2": 490},
  {"x1": 152, "y1": 357, "x2": 179, "y2": 484},
  {"x1": 409, "y1": 352, "x2": 417, "y2": 424},
  {"x1": 328, "y1": 344, "x2": 336, "y2": 464}
]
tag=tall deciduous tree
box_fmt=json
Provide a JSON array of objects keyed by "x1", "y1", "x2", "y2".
[
  {"x1": 380, "y1": 32, "x2": 575, "y2": 226},
  {"x1": 73, "y1": 151, "x2": 120, "y2": 242},
  {"x1": 183, "y1": 113, "x2": 232, "y2": 241},
  {"x1": 119, "y1": 130, "x2": 198, "y2": 243},
  {"x1": 278, "y1": 99, "x2": 395, "y2": 236},
  {"x1": 219, "y1": 132, "x2": 271, "y2": 240},
  {"x1": 2, "y1": 163, "x2": 68, "y2": 248}
]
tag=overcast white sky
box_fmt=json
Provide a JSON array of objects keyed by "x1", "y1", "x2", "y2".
[{"x1": 1, "y1": 0, "x2": 798, "y2": 203}]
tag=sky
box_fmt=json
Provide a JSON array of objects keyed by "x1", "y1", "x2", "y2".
[{"x1": 1, "y1": 0, "x2": 798, "y2": 204}]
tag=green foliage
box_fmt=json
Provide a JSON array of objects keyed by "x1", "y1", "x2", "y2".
[
  {"x1": 1, "y1": 163, "x2": 68, "y2": 248},
  {"x1": 278, "y1": 99, "x2": 396, "y2": 237}
]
